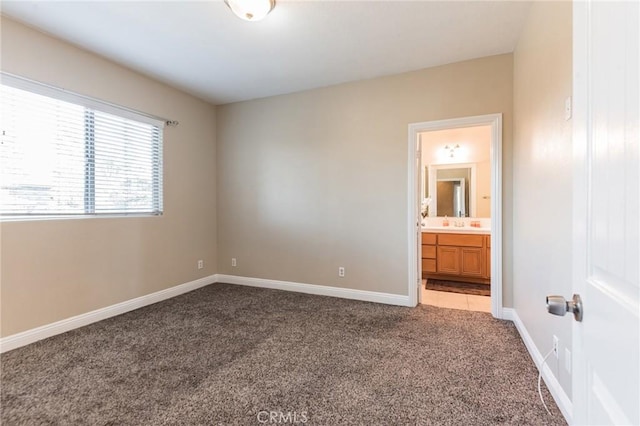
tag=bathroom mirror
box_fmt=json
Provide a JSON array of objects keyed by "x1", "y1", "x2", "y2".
[
  {"x1": 425, "y1": 163, "x2": 476, "y2": 217},
  {"x1": 437, "y1": 177, "x2": 467, "y2": 217}
]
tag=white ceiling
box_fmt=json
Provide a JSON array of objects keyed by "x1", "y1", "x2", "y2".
[{"x1": 1, "y1": 1, "x2": 531, "y2": 105}]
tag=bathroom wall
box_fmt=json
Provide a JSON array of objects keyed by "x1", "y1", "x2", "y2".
[
  {"x1": 421, "y1": 125, "x2": 492, "y2": 218},
  {"x1": 0, "y1": 17, "x2": 217, "y2": 336},
  {"x1": 217, "y1": 54, "x2": 514, "y2": 305},
  {"x1": 513, "y1": 0, "x2": 573, "y2": 398}
]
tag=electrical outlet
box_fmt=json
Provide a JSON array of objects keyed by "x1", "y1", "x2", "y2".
[
  {"x1": 197, "y1": 260, "x2": 204, "y2": 270},
  {"x1": 565, "y1": 348, "x2": 572, "y2": 373},
  {"x1": 231, "y1": 258, "x2": 237, "y2": 267},
  {"x1": 338, "y1": 267, "x2": 345, "y2": 278},
  {"x1": 553, "y1": 335, "x2": 559, "y2": 359}
]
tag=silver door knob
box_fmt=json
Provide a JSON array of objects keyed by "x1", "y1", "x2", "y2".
[{"x1": 546, "y1": 294, "x2": 583, "y2": 322}]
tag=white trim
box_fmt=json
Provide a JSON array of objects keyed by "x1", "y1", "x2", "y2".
[
  {"x1": 0, "y1": 274, "x2": 217, "y2": 353},
  {"x1": 501, "y1": 308, "x2": 517, "y2": 322},
  {"x1": 409, "y1": 129, "x2": 420, "y2": 307},
  {"x1": 503, "y1": 308, "x2": 573, "y2": 424},
  {"x1": 216, "y1": 274, "x2": 411, "y2": 307},
  {"x1": 407, "y1": 113, "x2": 503, "y2": 318}
]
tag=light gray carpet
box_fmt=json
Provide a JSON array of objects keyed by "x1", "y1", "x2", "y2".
[{"x1": 1, "y1": 283, "x2": 566, "y2": 425}]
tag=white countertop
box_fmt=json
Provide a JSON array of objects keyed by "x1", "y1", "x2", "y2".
[{"x1": 422, "y1": 226, "x2": 491, "y2": 234}]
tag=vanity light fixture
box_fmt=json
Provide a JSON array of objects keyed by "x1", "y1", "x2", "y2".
[
  {"x1": 225, "y1": 0, "x2": 275, "y2": 21},
  {"x1": 444, "y1": 144, "x2": 460, "y2": 158}
]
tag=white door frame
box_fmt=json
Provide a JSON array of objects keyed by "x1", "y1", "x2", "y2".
[{"x1": 407, "y1": 113, "x2": 503, "y2": 318}]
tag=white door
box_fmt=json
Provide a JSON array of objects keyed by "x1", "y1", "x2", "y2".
[{"x1": 572, "y1": 1, "x2": 639, "y2": 424}]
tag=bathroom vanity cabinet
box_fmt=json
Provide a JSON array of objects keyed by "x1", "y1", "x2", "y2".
[{"x1": 421, "y1": 232, "x2": 490, "y2": 284}]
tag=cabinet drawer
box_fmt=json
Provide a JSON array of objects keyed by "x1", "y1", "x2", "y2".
[
  {"x1": 421, "y1": 233, "x2": 437, "y2": 245},
  {"x1": 422, "y1": 245, "x2": 436, "y2": 259},
  {"x1": 438, "y1": 233, "x2": 484, "y2": 248},
  {"x1": 422, "y1": 259, "x2": 437, "y2": 273}
]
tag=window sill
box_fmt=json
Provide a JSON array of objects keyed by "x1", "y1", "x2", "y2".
[{"x1": 0, "y1": 213, "x2": 163, "y2": 223}]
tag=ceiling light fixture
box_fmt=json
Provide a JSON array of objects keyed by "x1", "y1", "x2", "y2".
[
  {"x1": 444, "y1": 144, "x2": 460, "y2": 158},
  {"x1": 225, "y1": 0, "x2": 275, "y2": 22}
]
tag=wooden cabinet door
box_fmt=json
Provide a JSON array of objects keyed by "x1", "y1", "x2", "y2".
[
  {"x1": 437, "y1": 246, "x2": 459, "y2": 274},
  {"x1": 460, "y1": 247, "x2": 484, "y2": 277}
]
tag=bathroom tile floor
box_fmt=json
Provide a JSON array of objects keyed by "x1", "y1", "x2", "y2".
[{"x1": 421, "y1": 280, "x2": 491, "y2": 313}]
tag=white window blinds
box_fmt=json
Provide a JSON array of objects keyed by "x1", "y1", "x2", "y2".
[{"x1": 1, "y1": 74, "x2": 164, "y2": 218}]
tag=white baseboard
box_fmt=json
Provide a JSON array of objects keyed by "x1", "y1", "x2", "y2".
[
  {"x1": 1, "y1": 274, "x2": 409, "y2": 353},
  {"x1": 215, "y1": 274, "x2": 411, "y2": 307},
  {"x1": 503, "y1": 308, "x2": 573, "y2": 424},
  {"x1": 0, "y1": 274, "x2": 217, "y2": 353}
]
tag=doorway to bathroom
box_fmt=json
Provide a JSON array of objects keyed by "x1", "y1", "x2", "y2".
[{"x1": 407, "y1": 114, "x2": 503, "y2": 318}]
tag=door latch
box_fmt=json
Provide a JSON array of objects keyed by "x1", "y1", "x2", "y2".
[{"x1": 546, "y1": 294, "x2": 583, "y2": 322}]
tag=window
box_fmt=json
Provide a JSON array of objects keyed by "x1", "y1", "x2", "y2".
[{"x1": 1, "y1": 74, "x2": 164, "y2": 219}]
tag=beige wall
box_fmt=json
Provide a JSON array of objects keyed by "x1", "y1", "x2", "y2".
[
  {"x1": 513, "y1": 1, "x2": 573, "y2": 397},
  {"x1": 0, "y1": 18, "x2": 217, "y2": 336},
  {"x1": 217, "y1": 54, "x2": 514, "y2": 303}
]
